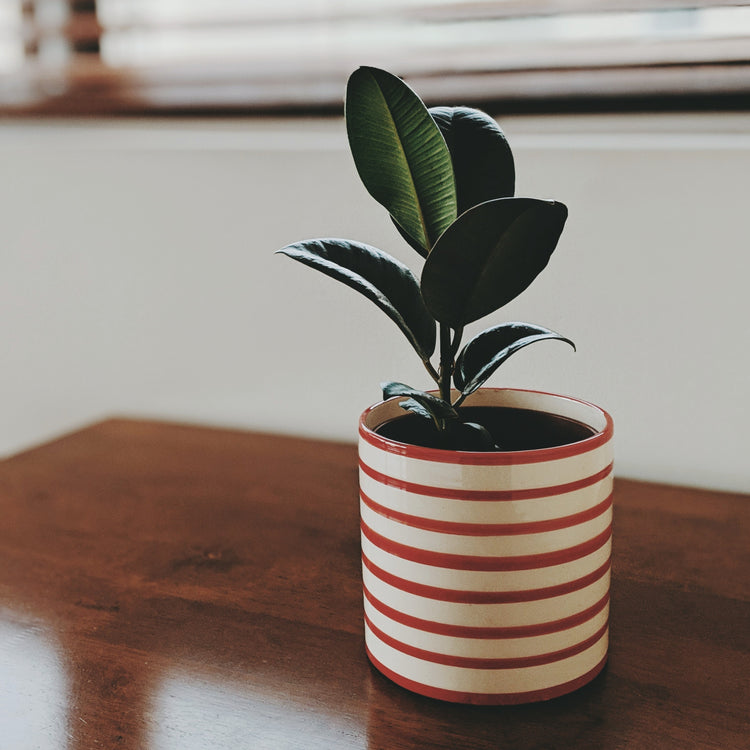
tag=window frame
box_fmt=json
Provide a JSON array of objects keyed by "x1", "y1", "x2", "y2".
[{"x1": 2, "y1": 0, "x2": 748, "y2": 117}]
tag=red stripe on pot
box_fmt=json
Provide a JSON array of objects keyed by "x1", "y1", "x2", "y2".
[
  {"x1": 360, "y1": 489, "x2": 613, "y2": 536},
  {"x1": 365, "y1": 614, "x2": 609, "y2": 670},
  {"x1": 360, "y1": 519, "x2": 612, "y2": 571},
  {"x1": 363, "y1": 585, "x2": 610, "y2": 639},
  {"x1": 365, "y1": 647, "x2": 609, "y2": 705},
  {"x1": 361, "y1": 553, "x2": 611, "y2": 604},
  {"x1": 359, "y1": 460, "x2": 613, "y2": 501}
]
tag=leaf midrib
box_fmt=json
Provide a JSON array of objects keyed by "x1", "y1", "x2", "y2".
[{"x1": 373, "y1": 77, "x2": 431, "y2": 251}]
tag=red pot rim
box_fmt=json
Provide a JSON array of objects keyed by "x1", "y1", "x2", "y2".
[{"x1": 358, "y1": 388, "x2": 613, "y2": 466}]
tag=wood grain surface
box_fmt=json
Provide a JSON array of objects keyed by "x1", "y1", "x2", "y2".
[{"x1": 0, "y1": 418, "x2": 747, "y2": 749}]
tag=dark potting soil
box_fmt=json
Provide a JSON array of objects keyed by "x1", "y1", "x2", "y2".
[{"x1": 376, "y1": 406, "x2": 597, "y2": 451}]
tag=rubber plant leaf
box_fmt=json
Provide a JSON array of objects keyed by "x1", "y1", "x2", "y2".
[
  {"x1": 394, "y1": 106, "x2": 515, "y2": 255},
  {"x1": 421, "y1": 198, "x2": 568, "y2": 327},
  {"x1": 346, "y1": 66, "x2": 457, "y2": 257},
  {"x1": 381, "y1": 382, "x2": 458, "y2": 425},
  {"x1": 454, "y1": 323, "x2": 576, "y2": 397},
  {"x1": 277, "y1": 239, "x2": 436, "y2": 360},
  {"x1": 429, "y1": 106, "x2": 515, "y2": 214}
]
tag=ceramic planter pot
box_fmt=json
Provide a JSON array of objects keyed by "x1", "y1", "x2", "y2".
[{"x1": 358, "y1": 388, "x2": 614, "y2": 704}]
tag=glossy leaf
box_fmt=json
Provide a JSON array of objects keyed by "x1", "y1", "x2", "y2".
[
  {"x1": 421, "y1": 198, "x2": 568, "y2": 327},
  {"x1": 382, "y1": 383, "x2": 496, "y2": 449},
  {"x1": 381, "y1": 382, "x2": 458, "y2": 424},
  {"x1": 454, "y1": 323, "x2": 575, "y2": 397},
  {"x1": 393, "y1": 106, "x2": 515, "y2": 256},
  {"x1": 346, "y1": 67, "x2": 457, "y2": 256},
  {"x1": 429, "y1": 106, "x2": 515, "y2": 214},
  {"x1": 277, "y1": 239, "x2": 436, "y2": 360}
]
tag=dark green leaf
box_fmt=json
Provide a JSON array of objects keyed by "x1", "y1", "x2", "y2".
[
  {"x1": 398, "y1": 398, "x2": 434, "y2": 421},
  {"x1": 381, "y1": 382, "x2": 458, "y2": 424},
  {"x1": 346, "y1": 67, "x2": 457, "y2": 256},
  {"x1": 429, "y1": 106, "x2": 515, "y2": 214},
  {"x1": 277, "y1": 239, "x2": 436, "y2": 360},
  {"x1": 391, "y1": 107, "x2": 515, "y2": 256},
  {"x1": 381, "y1": 383, "x2": 497, "y2": 450},
  {"x1": 454, "y1": 323, "x2": 576, "y2": 396},
  {"x1": 421, "y1": 198, "x2": 568, "y2": 327},
  {"x1": 391, "y1": 217, "x2": 428, "y2": 257}
]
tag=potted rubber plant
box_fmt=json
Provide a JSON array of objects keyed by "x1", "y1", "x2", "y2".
[{"x1": 277, "y1": 67, "x2": 614, "y2": 705}]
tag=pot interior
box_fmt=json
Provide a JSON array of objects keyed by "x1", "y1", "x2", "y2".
[
  {"x1": 376, "y1": 405, "x2": 594, "y2": 451},
  {"x1": 363, "y1": 389, "x2": 611, "y2": 453}
]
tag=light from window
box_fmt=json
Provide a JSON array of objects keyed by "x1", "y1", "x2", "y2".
[
  {"x1": 0, "y1": 2, "x2": 23, "y2": 74},
  {"x1": 94, "y1": 2, "x2": 750, "y2": 72}
]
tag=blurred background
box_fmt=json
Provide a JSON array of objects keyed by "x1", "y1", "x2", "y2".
[{"x1": 0, "y1": 1, "x2": 748, "y2": 492}]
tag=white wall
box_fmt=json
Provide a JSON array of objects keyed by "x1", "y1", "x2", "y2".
[{"x1": 1, "y1": 114, "x2": 748, "y2": 493}]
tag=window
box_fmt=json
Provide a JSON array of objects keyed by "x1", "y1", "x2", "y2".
[{"x1": 2, "y1": 1, "x2": 749, "y2": 115}]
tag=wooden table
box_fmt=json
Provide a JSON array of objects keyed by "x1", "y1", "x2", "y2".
[{"x1": 0, "y1": 419, "x2": 747, "y2": 749}]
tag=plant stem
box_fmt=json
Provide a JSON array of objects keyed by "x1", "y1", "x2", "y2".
[
  {"x1": 438, "y1": 324, "x2": 453, "y2": 403},
  {"x1": 451, "y1": 326, "x2": 464, "y2": 359},
  {"x1": 449, "y1": 326, "x2": 464, "y2": 406},
  {"x1": 423, "y1": 359, "x2": 440, "y2": 387}
]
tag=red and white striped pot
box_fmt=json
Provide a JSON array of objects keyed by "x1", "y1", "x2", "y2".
[{"x1": 358, "y1": 388, "x2": 614, "y2": 705}]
